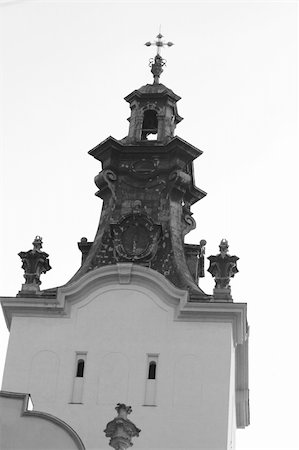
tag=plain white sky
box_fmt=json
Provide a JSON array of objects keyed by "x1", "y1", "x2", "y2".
[{"x1": 0, "y1": 0, "x2": 298, "y2": 449}]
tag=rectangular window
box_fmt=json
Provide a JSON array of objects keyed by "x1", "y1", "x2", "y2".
[
  {"x1": 71, "y1": 352, "x2": 87, "y2": 404},
  {"x1": 144, "y1": 354, "x2": 159, "y2": 406}
]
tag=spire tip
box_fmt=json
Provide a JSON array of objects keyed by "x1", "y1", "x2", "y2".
[{"x1": 145, "y1": 31, "x2": 174, "y2": 84}]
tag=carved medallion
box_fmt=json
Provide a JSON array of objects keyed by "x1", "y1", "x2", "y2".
[
  {"x1": 131, "y1": 159, "x2": 158, "y2": 177},
  {"x1": 111, "y1": 213, "x2": 161, "y2": 262},
  {"x1": 121, "y1": 158, "x2": 162, "y2": 189}
]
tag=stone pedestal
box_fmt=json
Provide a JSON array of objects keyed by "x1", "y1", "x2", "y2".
[
  {"x1": 18, "y1": 236, "x2": 51, "y2": 293},
  {"x1": 213, "y1": 287, "x2": 233, "y2": 302},
  {"x1": 19, "y1": 283, "x2": 40, "y2": 295}
]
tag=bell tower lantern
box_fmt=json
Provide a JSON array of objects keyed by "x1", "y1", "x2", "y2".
[
  {"x1": 124, "y1": 33, "x2": 183, "y2": 143},
  {"x1": 124, "y1": 82, "x2": 183, "y2": 143}
]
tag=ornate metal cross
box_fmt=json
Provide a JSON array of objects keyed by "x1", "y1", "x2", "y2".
[
  {"x1": 145, "y1": 32, "x2": 174, "y2": 83},
  {"x1": 145, "y1": 32, "x2": 174, "y2": 56}
]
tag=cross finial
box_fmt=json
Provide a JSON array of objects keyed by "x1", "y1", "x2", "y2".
[
  {"x1": 145, "y1": 32, "x2": 174, "y2": 56},
  {"x1": 145, "y1": 32, "x2": 174, "y2": 84}
]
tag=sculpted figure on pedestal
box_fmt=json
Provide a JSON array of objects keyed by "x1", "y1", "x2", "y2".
[
  {"x1": 208, "y1": 239, "x2": 239, "y2": 289},
  {"x1": 18, "y1": 236, "x2": 51, "y2": 290}
]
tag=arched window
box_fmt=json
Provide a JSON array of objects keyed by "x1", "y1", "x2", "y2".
[
  {"x1": 144, "y1": 355, "x2": 158, "y2": 406},
  {"x1": 148, "y1": 361, "x2": 156, "y2": 380},
  {"x1": 71, "y1": 353, "x2": 87, "y2": 403},
  {"x1": 141, "y1": 110, "x2": 158, "y2": 140},
  {"x1": 76, "y1": 359, "x2": 85, "y2": 378}
]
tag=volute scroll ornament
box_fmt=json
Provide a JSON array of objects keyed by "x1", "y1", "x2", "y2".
[
  {"x1": 182, "y1": 201, "x2": 196, "y2": 236},
  {"x1": 94, "y1": 169, "x2": 117, "y2": 199}
]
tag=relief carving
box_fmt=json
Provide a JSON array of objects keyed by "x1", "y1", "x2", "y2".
[
  {"x1": 130, "y1": 158, "x2": 159, "y2": 178},
  {"x1": 111, "y1": 213, "x2": 161, "y2": 263}
]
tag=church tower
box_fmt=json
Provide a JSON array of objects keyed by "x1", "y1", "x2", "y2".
[{"x1": 0, "y1": 34, "x2": 249, "y2": 450}]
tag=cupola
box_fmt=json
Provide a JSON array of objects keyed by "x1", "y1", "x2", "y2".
[
  {"x1": 124, "y1": 83, "x2": 183, "y2": 143},
  {"x1": 123, "y1": 34, "x2": 183, "y2": 144}
]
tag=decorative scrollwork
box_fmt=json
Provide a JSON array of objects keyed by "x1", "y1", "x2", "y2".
[
  {"x1": 182, "y1": 202, "x2": 196, "y2": 236},
  {"x1": 94, "y1": 169, "x2": 117, "y2": 199}
]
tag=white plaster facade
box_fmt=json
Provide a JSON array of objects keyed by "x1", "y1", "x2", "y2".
[
  {"x1": 0, "y1": 391, "x2": 84, "y2": 450},
  {"x1": 1, "y1": 264, "x2": 248, "y2": 450}
]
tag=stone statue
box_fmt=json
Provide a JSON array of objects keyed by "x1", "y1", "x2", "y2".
[
  {"x1": 198, "y1": 239, "x2": 207, "y2": 278},
  {"x1": 104, "y1": 404, "x2": 141, "y2": 450},
  {"x1": 207, "y1": 239, "x2": 239, "y2": 289},
  {"x1": 18, "y1": 236, "x2": 51, "y2": 290}
]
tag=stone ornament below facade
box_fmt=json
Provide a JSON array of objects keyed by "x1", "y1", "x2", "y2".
[{"x1": 104, "y1": 403, "x2": 141, "y2": 450}]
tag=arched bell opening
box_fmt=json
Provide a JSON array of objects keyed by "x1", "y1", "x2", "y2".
[{"x1": 141, "y1": 110, "x2": 158, "y2": 140}]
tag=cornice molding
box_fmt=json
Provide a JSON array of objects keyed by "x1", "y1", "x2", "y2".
[
  {"x1": 1, "y1": 264, "x2": 188, "y2": 329},
  {"x1": 59, "y1": 263, "x2": 189, "y2": 308},
  {"x1": 1, "y1": 265, "x2": 247, "y2": 344},
  {"x1": 176, "y1": 299, "x2": 248, "y2": 346}
]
